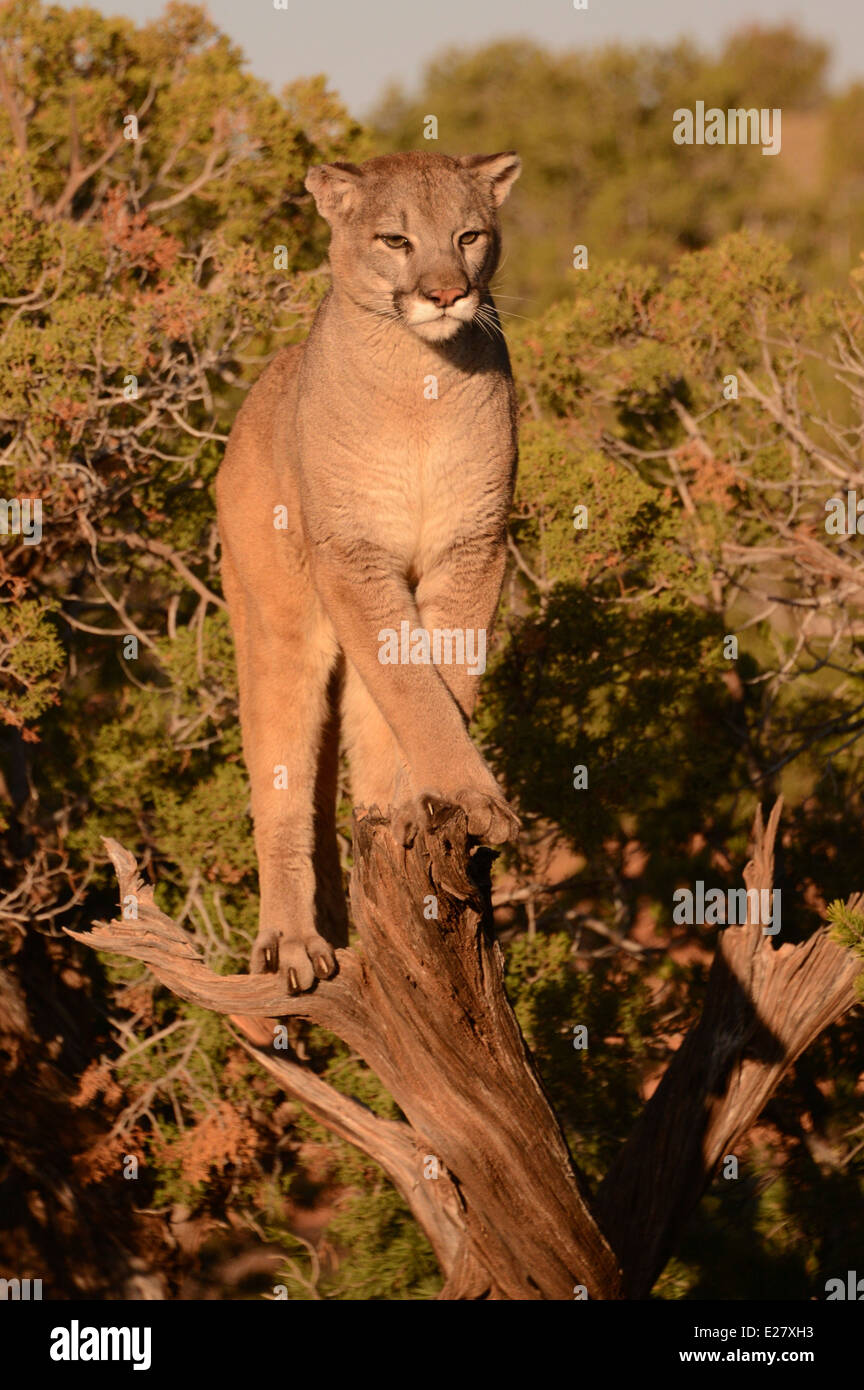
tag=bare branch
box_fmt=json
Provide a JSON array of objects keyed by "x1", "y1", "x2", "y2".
[{"x1": 595, "y1": 797, "x2": 862, "y2": 1297}]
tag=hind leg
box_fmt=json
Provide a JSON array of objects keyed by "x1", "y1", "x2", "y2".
[
  {"x1": 223, "y1": 542, "x2": 340, "y2": 991},
  {"x1": 245, "y1": 612, "x2": 340, "y2": 989}
]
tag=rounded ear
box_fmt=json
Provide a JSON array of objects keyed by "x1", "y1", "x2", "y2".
[
  {"x1": 304, "y1": 162, "x2": 363, "y2": 222},
  {"x1": 457, "y1": 152, "x2": 522, "y2": 207}
]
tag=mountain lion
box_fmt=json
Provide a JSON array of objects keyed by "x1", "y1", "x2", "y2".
[{"x1": 216, "y1": 150, "x2": 522, "y2": 991}]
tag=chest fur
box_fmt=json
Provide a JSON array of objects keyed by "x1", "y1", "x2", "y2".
[{"x1": 295, "y1": 312, "x2": 516, "y2": 566}]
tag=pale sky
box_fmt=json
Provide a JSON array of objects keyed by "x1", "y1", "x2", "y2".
[{"x1": 56, "y1": 0, "x2": 864, "y2": 114}]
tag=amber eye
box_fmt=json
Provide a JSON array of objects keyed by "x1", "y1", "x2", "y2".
[
  {"x1": 379, "y1": 234, "x2": 410, "y2": 250},
  {"x1": 459, "y1": 230, "x2": 483, "y2": 246}
]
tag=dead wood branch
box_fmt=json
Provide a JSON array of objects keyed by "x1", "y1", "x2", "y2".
[
  {"x1": 67, "y1": 799, "x2": 861, "y2": 1299},
  {"x1": 67, "y1": 814, "x2": 620, "y2": 1299},
  {"x1": 595, "y1": 797, "x2": 862, "y2": 1297}
]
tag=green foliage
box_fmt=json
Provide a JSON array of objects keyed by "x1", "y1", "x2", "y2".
[
  {"x1": 271, "y1": 1186, "x2": 441, "y2": 1302},
  {"x1": 828, "y1": 901, "x2": 864, "y2": 1002},
  {"x1": 323, "y1": 1185, "x2": 441, "y2": 1301},
  {"x1": 372, "y1": 27, "x2": 855, "y2": 307},
  {"x1": 503, "y1": 932, "x2": 653, "y2": 1181},
  {"x1": 0, "y1": 597, "x2": 64, "y2": 734},
  {"x1": 477, "y1": 234, "x2": 864, "y2": 939}
]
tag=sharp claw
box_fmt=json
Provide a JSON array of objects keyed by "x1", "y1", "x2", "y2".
[
  {"x1": 287, "y1": 968, "x2": 299, "y2": 992},
  {"x1": 315, "y1": 955, "x2": 331, "y2": 978}
]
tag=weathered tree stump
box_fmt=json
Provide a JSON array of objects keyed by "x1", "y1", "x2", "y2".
[{"x1": 67, "y1": 799, "x2": 861, "y2": 1299}]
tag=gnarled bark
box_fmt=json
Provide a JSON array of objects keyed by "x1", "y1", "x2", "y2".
[
  {"x1": 69, "y1": 809, "x2": 619, "y2": 1299},
  {"x1": 67, "y1": 800, "x2": 861, "y2": 1299}
]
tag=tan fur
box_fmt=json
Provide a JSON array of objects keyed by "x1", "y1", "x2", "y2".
[{"x1": 216, "y1": 151, "x2": 522, "y2": 990}]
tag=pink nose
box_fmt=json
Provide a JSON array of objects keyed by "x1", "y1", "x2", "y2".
[{"x1": 424, "y1": 286, "x2": 468, "y2": 308}]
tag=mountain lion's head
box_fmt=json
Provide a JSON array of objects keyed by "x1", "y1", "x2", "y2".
[{"x1": 305, "y1": 151, "x2": 521, "y2": 342}]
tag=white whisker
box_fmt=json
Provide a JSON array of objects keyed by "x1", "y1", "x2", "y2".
[{"x1": 473, "y1": 306, "x2": 504, "y2": 340}]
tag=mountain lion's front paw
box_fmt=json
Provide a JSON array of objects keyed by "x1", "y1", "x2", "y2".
[
  {"x1": 250, "y1": 929, "x2": 336, "y2": 993},
  {"x1": 449, "y1": 788, "x2": 521, "y2": 843},
  {"x1": 391, "y1": 789, "x2": 520, "y2": 848}
]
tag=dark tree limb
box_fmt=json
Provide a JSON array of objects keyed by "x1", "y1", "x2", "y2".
[
  {"x1": 67, "y1": 800, "x2": 861, "y2": 1299},
  {"x1": 595, "y1": 798, "x2": 863, "y2": 1297}
]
